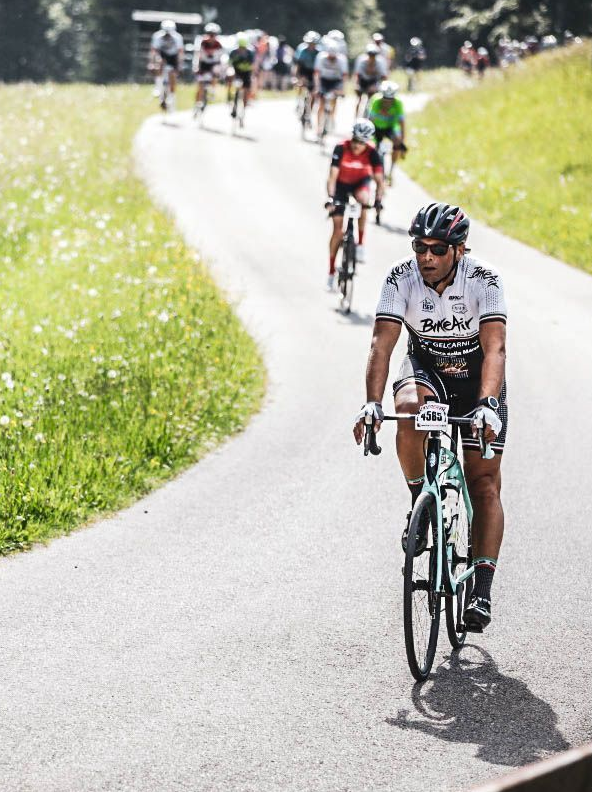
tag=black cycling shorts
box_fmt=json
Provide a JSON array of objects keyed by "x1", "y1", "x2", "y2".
[
  {"x1": 160, "y1": 52, "x2": 179, "y2": 68},
  {"x1": 296, "y1": 64, "x2": 315, "y2": 84},
  {"x1": 392, "y1": 354, "x2": 508, "y2": 454},
  {"x1": 332, "y1": 178, "x2": 372, "y2": 216},
  {"x1": 320, "y1": 77, "x2": 343, "y2": 95},
  {"x1": 356, "y1": 76, "x2": 379, "y2": 95},
  {"x1": 236, "y1": 71, "x2": 252, "y2": 89}
]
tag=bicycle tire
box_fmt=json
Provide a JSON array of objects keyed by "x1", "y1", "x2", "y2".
[
  {"x1": 443, "y1": 485, "x2": 473, "y2": 649},
  {"x1": 340, "y1": 233, "x2": 356, "y2": 313},
  {"x1": 403, "y1": 491, "x2": 441, "y2": 681}
]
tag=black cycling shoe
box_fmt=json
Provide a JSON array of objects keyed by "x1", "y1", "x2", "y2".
[
  {"x1": 401, "y1": 509, "x2": 429, "y2": 556},
  {"x1": 464, "y1": 595, "x2": 491, "y2": 632}
]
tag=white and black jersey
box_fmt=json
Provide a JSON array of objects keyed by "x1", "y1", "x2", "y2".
[{"x1": 376, "y1": 255, "x2": 507, "y2": 380}]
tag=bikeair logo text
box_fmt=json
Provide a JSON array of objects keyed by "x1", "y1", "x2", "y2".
[{"x1": 420, "y1": 316, "x2": 474, "y2": 333}]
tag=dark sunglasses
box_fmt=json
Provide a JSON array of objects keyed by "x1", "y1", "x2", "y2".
[{"x1": 412, "y1": 239, "x2": 451, "y2": 257}]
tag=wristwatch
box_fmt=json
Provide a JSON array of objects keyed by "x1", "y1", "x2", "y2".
[{"x1": 477, "y1": 396, "x2": 499, "y2": 411}]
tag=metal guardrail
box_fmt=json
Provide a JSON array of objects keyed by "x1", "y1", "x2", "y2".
[{"x1": 471, "y1": 743, "x2": 592, "y2": 791}]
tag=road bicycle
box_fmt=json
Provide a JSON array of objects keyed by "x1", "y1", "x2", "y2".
[
  {"x1": 364, "y1": 401, "x2": 493, "y2": 682},
  {"x1": 193, "y1": 72, "x2": 215, "y2": 125},
  {"x1": 231, "y1": 78, "x2": 247, "y2": 131},
  {"x1": 297, "y1": 83, "x2": 314, "y2": 139},
  {"x1": 328, "y1": 195, "x2": 367, "y2": 314},
  {"x1": 159, "y1": 63, "x2": 177, "y2": 114},
  {"x1": 318, "y1": 91, "x2": 338, "y2": 148}
]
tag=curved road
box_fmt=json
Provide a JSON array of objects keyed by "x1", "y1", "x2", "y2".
[{"x1": 1, "y1": 96, "x2": 591, "y2": 791}]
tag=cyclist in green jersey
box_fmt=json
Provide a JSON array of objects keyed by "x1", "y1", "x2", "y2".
[{"x1": 367, "y1": 82, "x2": 407, "y2": 185}]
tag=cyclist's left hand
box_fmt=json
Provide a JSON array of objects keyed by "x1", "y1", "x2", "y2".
[
  {"x1": 471, "y1": 407, "x2": 501, "y2": 443},
  {"x1": 353, "y1": 401, "x2": 384, "y2": 445}
]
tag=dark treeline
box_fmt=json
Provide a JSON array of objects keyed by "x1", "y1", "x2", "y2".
[{"x1": 0, "y1": 0, "x2": 589, "y2": 82}]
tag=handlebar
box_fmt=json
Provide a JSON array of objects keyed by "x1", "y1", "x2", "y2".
[{"x1": 362, "y1": 413, "x2": 494, "y2": 460}]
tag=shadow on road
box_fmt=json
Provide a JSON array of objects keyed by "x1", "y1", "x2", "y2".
[
  {"x1": 376, "y1": 221, "x2": 409, "y2": 236},
  {"x1": 333, "y1": 308, "x2": 375, "y2": 326},
  {"x1": 386, "y1": 646, "x2": 570, "y2": 767}
]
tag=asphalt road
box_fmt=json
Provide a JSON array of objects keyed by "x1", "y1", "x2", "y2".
[{"x1": 1, "y1": 95, "x2": 591, "y2": 792}]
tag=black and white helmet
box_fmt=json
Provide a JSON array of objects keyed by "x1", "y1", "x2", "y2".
[
  {"x1": 409, "y1": 202, "x2": 470, "y2": 244},
  {"x1": 352, "y1": 118, "x2": 375, "y2": 143},
  {"x1": 380, "y1": 80, "x2": 399, "y2": 98}
]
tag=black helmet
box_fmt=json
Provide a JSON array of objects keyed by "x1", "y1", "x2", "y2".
[{"x1": 409, "y1": 202, "x2": 470, "y2": 244}]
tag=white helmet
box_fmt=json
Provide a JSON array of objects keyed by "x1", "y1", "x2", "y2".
[
  {"x1": 410, "y1": 37, "x2": 422, "y2": 47},
  {"x1": 464, "y1": 40, "x2": 473, "y2": 48},
  {"x1": 366, "y1": 43, "x2": 380, "y2": 55},
  {"x1": 304, "y1": 30, "x2": 320, "y2": 44},
  {"x1": 161, "y1": 19, "x2": 176, "y2": 33},
  {"x1": 352, "y1": 118, "x2": 375, "y2": 143},
  {"x1": 204, "y1": 23, "x2": 221, "y2": 35},
  {"x1": 325, "y1": 40, "x2": 338, "y2": 55},
  {"x1": 327, "y1": 29, "x2": 344, "y2": 40},
  {"x1": 380, "y1": 80, "x2": 399, "y2": 99},
  {"x1": 373, "y1": 32, "x2": 384, "y2": 42}
]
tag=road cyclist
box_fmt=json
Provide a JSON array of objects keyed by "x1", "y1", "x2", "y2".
[
  {"x1": 228, "y1": 33, "x2": 256, "y2": 128},
  {"x1": 149, "y1": 19, "x2": 185, "y2": 112},
  {"x1": 353, "y1": 44, "x2": 388, "y2": 118},
  {"x1": 353, "y1": 202, "x2": 508, "y2": 637},
  {"x1": 325, "y1": 119, "x2": 384, "y2": 290},
  {"x1": 314, "y1": 40, "x2": 349, "y2": 144},
  {"x1": 367, "y1": 81, "x2": 407, "y2": 186},
  {"x1": 293, "y1": 30, "x2": 321, "y2": 134},
  {"x1": 192, "y1": 22, "x2": 223, "y2": 121},
  {"x1": 371, "y1": 32, "x2": 394, "y2": 70},
  {"x1": 404, "y1": 37, "x2": 427, "y2": 91}
]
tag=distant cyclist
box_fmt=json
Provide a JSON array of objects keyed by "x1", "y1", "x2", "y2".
[
  {"x1": 476, "y1": 46, "x2": 490, "y2": 78},
  {"x1": 404, "y1": 37, "x2": 426, "y2": 91},
  {"x1": 324, "y1": 29, "x2": 348, "y2": 58},
  {"x1": 372, "y1": 32, "x2": 394, "y2": 70},
  {"x1": 353, "y1": 44, "x2": 388, "y2": 117},
  {"x1": 229, "y1": 33, "x2": 255, "y2": 116},
  {"x1": 325, "y1": 119, "x2": 384, "y2": 287},
  {"x1": 367, "y1": 81, "x2": 406, "y2": 184},
  {"x1": 193, "y1": 23, "x2": 223, "y2": 111},
  {"x1": 149, "y1": 20, "x2": 184, "y2": 110},
  {"x1": 314, "y1": 41, "x2": 349, "y2": 139},
  {"x1": 294, "y1": 30, "x2": 320, "y2": 101},
  {"x1": 457, "y1": 40, "x2": 477, "y2": 74},
  {"x1": 353, "y1": 202, "x2": 508, "y2": 632}
]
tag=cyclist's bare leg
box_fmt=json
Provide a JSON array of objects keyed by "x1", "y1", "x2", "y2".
[
  {"x1": 317, "y1": 95, "x2": 326, "y2": 136},
  {"x1": 354, "y1": 186, "x2": 371, "y2": 244},
  {"x1": 394, "y1": 382, "x2": 434, "y2": 481},
  {"x1": 329, "y1": 215, "x2": 343, "y2": 264},
  {"x1": 464, "y1": 452, "x2": 504, "y2": 560}
]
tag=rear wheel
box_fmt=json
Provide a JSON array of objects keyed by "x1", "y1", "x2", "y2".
[
  {"x1": 403, "y1": 491, "x2": 441, "y2": 681},
  {"x1": 443, "y1": 484, "x2": 473, "y2": 649}
]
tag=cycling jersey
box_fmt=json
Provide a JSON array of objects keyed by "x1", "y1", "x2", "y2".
[
  {"x1": 367, "y1": 94, "x2": 405, "y2": 131},
  {"x1": 405, "y1": 45, "x2": 426, "y2": 70},
  {"x1": 229, "y1": 46, "x2": 255, "y2": 73},
  {"x1": 197, "y1": 36, "x2": 223, "y2": 65},
  {"x1": 331, "y1": 140, "x2": 382, "y2": 185},
  {"x1": 354, "y1": 54, "x2": 387, "y2": 81},
  {"x1": 314, "y1": 51, "x2": 348, "y2": 80},
  {"x1": 151, "y1": 30, "x2": 184, "y2": 57},
  {"x1": 295, "y1": 43, "x2": 318, "y2": 71},
  {"x1": 376, "y1": 255, "x2": 507, "y2": 379}
]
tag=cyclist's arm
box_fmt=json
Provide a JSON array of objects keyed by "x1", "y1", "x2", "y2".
[
  {"x1": 366, "y1": 320, "x2": 402, "y2": 402},
  {"x1": 399, "y1": 117, "x2": 406, "y2": 143},
  {"x1": 478, "y1": 320, "x2": 506, "y2": 401},
  {"x1": 327, "y1": 164, "x2": 339, "y2": 198}
]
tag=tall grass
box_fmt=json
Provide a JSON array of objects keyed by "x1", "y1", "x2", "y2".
[
  {"x1": 0, "y1": 84, "x2": 265, "y2": 552},
  {"x1": 404, "y1": 44, "x2": 592, "y2": 272}
]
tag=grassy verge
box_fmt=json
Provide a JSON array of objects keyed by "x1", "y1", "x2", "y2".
[
  {"x1": 0, "y1": 84, "x2": 265, "y2": 553},
  {"x1": 403, "y1": 44, "x2": 592, "y2": 272}
]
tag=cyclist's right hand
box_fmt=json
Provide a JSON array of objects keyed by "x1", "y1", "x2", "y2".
[{"x1": 353, "y1": 401, "x2": 384, "y2": 445}]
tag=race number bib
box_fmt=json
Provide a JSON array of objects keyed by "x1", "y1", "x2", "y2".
[{"x1": 415, "y1": 402, "x2": 449, "y2": 431}]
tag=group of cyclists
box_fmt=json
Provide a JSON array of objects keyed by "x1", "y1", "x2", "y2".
[{"x1": 148, "y1": 20, "x2": 509, "y2": 634}]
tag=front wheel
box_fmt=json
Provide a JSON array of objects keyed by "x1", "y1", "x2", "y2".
[
  {"x1": 403, "y1": 491, "x2": 441, "y2": 681},
  {"x1": 338, "y1": 234, "x2": 356, "y2": 314}
]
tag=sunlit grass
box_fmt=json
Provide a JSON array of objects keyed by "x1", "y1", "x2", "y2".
[
  {"x1": 403, "y1": 44, "x2": 592, "y2": 272},
  {"x1": 0, "y1": 83, "x2": 265, "y2": 552}
]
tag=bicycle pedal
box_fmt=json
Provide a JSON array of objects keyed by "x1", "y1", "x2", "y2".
[{"x1": 463, "y1": 621, "x2": 484, "y2": 633}]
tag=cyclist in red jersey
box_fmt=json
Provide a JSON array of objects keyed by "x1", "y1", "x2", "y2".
[{"x1": 325, "y1": 119, "x2": 384, "y2": 289}]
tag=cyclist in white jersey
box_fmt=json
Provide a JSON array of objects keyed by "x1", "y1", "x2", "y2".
[
  {"x1": 353, "y1": 203, "x2": 508, "y2": 632},
  {"x1": 314, "y1": 42, "x2": 348, "y2": 139},
  {"x1": 150, "y1": 20, "x2": 184, "y2": 109},
  {"x1": 354, "y1": 45, "x2": 388, "y2": 116}
]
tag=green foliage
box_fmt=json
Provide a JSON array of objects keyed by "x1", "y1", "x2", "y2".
[
  {"x1": 404, "y1": 45, "x2": 592, "y2": 273},
  {"x1": 344, "y1": 0, "x2": 385, "y2": 58},
  {"x1": 0, "y1": 83, "x2": 265, "y2": 552}
]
